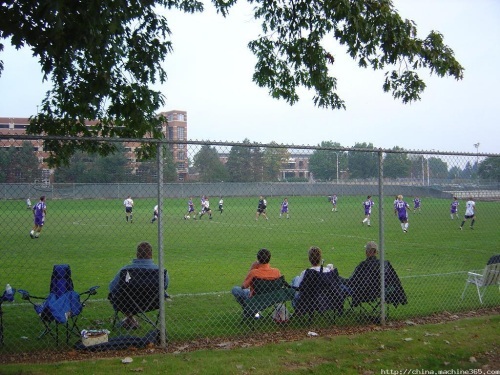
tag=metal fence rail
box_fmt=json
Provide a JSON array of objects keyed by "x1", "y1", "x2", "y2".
[{"x1": 0, "y1": 135, "x2": 499, "y2": 355}]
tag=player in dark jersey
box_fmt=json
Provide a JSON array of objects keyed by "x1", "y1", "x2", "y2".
[
  {"x1": 361, "y1": 196, "x2": 375, "y2": 226},
  {"x1": 30, "y1": 196, "x2": 47, "y2": 238},
  {"x1": 280, "y1": 197, "x2": 289, "y2": 219},
  {"x1": 394, "y1": 195, "x2": 410, "y2": 233},
  {"x1": 256, "y1": 195, "x2": 269, "y2": 221},
  {"x1": 450, "y1": 197, "x2": 459, "y2": 219}
]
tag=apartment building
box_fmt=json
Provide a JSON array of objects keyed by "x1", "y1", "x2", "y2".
[{"x1": 0, "y1": 109, "x2": 189, "y2": 181}]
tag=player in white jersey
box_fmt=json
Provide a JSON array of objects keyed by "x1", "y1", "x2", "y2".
[
  {"x1": 331, "y1": 194, "x2": 338, "y2": 212},
  {"x1": 151, "y1": 205, "x2": 158, "y2": 223},
  {"x1": 218, "y1": 197, "x2": 224, "y2": 214},
  {"x1": 123, "y1": 195, "x2": 134, "y2": 223},
  {"x1": 199, "y1": 197, "x2": 213, "y2": 219},
  {"x1": 459, "y1": 198, "x2": 476, "y2": 230}
]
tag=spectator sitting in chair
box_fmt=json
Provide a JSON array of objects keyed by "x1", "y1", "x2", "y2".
[
  {"x1": 342, "y1": 240, "x2": 407, "y2": 311},
  {"x1": 109, "y1": 241, "x2": 169, "y2": 330},
  {"x1": 342, "y1": 241, "x2": 379, "y2": 297},
  {"x1": 291, "y1": 246, "x2": 335, "y2": 305},
  {"x1": 231, "y1": 248, "x2": 281, "y2": 310}
]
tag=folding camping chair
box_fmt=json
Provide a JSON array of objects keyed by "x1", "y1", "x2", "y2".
[
  {"x1": 1, "y1": 286, "x2": 16, "y2": 346},
  {"x1": 241, "y1": 276, "x2": 295, "y2": 326},
  {"x1": 293, "y1": 267, "x2": 347, "y2": 324},
  {"x1": 461, "y1": 255, "x2": 500, "y2": 304},
  {"x1": 346, "y1": 260, "x2": 407, "y2": 322},
  {"x1": 108, "y1": 268, "x2": 168, "y2": 331},
  {"x1": 18, "y1": 264, "x2": 99, "y2": 346}
]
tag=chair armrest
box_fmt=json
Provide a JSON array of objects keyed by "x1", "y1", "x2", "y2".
[
  {"x1": 81, "y1": 285, "x2": 100, "y2": 296},
  {"x1": 17, "y1": 289, "x2": 30, "y2": 300},
  {"x1": 467, "y1": 272, "x2": 482, "y2": 277}
]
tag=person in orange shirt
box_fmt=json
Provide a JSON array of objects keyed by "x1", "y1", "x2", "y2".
[{"x1": 231, "y1": 248, "x2": 281, "y2": 308}]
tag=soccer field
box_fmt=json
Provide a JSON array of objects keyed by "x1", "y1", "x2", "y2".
[{"x1": 0, "y1": 195, "x2": 498, "y2": 351}]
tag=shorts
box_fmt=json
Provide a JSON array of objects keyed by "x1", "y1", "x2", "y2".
[
  {"x1": 34, "y1": 216, "x2": 45, "y2": 226},
  {"x1": 125, "y1": 207, "x2": 133, "y2": 213},
  {"x1": 464, "y1": 214, "x2": 474, "y2": 219}
]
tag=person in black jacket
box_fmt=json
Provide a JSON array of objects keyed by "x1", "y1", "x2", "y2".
[{"x1": 343, "y1": 241, "x2": 407, "y2": 308}]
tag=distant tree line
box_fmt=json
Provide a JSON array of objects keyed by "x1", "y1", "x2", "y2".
[
  {"x1": 192, "y1": 140, "x2": 499, "y2": 183},
  {"x1": 1, "y1": 140, "x2": 498, "y2": 183}
]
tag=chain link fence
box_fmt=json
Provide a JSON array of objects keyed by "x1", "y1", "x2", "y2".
[{"x1": 1, "y1": 135, "x2": 499, "y2": 355}]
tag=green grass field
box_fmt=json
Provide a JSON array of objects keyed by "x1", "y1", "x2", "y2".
[{"x1": 0, "y1": 195, "x2": 498, "y2": 352}]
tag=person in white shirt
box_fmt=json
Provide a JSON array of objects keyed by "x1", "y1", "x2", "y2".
[
  {"x1": 218, "y1": 197, "x2": 224, "y2": 214},
  {"x1": 123, "y1": 195, "x2": 134, "y2": 223},
  {"x1": 459, "y1": 198, "x2": 476, "y2": 230},
  {"x1": 199, "y1": 196, "x2": 212, "y2": 220},
  {"x1": 151, "y1": 204, "x2": 158, "y2": 223}
]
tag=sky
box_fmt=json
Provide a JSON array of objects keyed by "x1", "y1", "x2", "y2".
[{"x1": 0, "y1": 0, "x2": 498, "y2": 155}]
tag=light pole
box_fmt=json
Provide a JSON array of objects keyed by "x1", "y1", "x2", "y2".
[
  {"x1": 427, "y1": 157, "x2": 430, "y2": 186},
  {"x1": 421, "y1": 155, "x2": 425, "y2": 186},
  {"x1": 474, "y1": 142, "x2": 480, "y2": 182},
  {"x1": 334, "y1": 152, "x2": 339, "y2": 184}
]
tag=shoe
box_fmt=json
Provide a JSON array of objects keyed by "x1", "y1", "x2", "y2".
[
  {"x1": 470, "y1": 226, "x2": 474, "y2": 230},
  {"x1": 459, "y1": 227, "x2": 463, "y2": 230},
  {"x1": 30, "y1": 232, "x2": 34, "y2": 239},
  {"x1": 368, "y1": 224, "x2": 371, "y2": 227},
  {"x1": 403, "y1": 230, "x2": 407, "y2": 233}
]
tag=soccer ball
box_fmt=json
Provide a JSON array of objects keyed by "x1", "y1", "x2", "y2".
[{"x1": 186, "y1": 215, "x2": 190, "y2": 220}]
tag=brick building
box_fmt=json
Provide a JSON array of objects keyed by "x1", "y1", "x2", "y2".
[{"x1": 0, "y1": 109, "x2": 188, "y2": 181}]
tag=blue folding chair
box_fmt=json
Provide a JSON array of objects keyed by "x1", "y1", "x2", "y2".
[
  {"x1": 19, "y1": 264, "x2": 99, "y2": 346},
  {"x1": 1, "y1": 286, "x2": 16, "y2": 346}
]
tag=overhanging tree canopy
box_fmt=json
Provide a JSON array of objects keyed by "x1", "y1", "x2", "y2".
[{"x1": 0, "y1": 0, "x2": 464, "y2": 166}]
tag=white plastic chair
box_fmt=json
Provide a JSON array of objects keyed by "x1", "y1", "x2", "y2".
[{"x1": 461, "y1": 262, "x2": 500, "y2": 304}]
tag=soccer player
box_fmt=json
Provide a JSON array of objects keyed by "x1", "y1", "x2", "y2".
[
  {"x1": 151, "y1": 205, "x2": 158, "y2": 223},
  {"x1": 331, "y1": 194, "x2": 338, "y2": 212},
  {"x1": 256, "y1": 195, "x2": 268, "y2": 220},
  {"x1": 413, "y1": 196, "x2": 421, "y2": 213},
  {"x1": 123, "y1": 195, "x2": 134, "y2": 223},
  {"x1": 185, "y1": 197, "x2": 195, "y2": 219},
  {"x1": 199, "y1": 196, "x2": 213, "y2": 220},
  {"x1": 394, "y1": 195, "x2": 410, "y2": 233},
  {"x1": 218, "y1": 197, "x2": 224, "y2": 214},
  {"x1": 30, "y1": 196, "x2": 47, "y2": 239},
  {"x1": 460, "y1": 197, "x2": 476, "y2": 230},
  {"x1": 280, "y1": 197, "x2": 290, "y2": 219},
  {"x1": 26, "y1": 197, "x2": 31, "y2": 209},
  {"x1": 450, "y1": 197, "x2": 460, "y2": 219},
  {"x1": 361, "y1": 195, "x2": 375, "y2": 226}
]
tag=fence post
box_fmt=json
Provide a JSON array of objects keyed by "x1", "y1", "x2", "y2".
[
  {"x1": 157, "y1": 142, "x2": 167, "y2": 348},
  {"x1": 378, "y1": 150, "x2": 386, "y2": 325}
]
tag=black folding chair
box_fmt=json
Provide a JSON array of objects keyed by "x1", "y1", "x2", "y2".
[
  {"x1": 108, "y1": 268, "x2": 168, "y2": 331},
  {"x1": 345, "y1": 260, "x2": 407, "y2": 322},
  {"x1": 293, "y1": 267, "x2": 347, "y2": 324}
]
